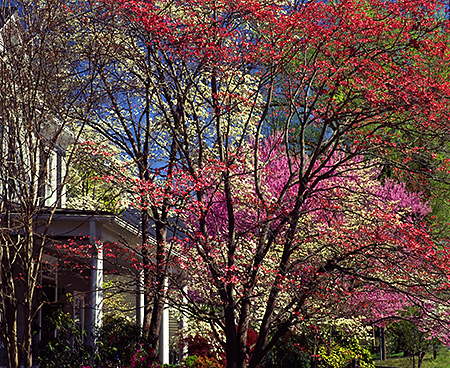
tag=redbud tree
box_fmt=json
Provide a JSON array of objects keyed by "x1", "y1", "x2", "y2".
[{"x1": 88, "y1": 0, "x2": 450, "y2": 367}]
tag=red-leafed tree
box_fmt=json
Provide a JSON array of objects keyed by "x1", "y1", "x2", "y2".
[
  {"x1": 174, "y1": 140, "x2": 450, "y2": 368},
  {"x1": 81, "y1": 0, "x2": 450, "y2": 367}
]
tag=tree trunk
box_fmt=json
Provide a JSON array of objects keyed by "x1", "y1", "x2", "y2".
[
  {"x1": 22, "y1": 299, "x2": 33, "y2": 368},
  {"x1": 379, "y1": 327, "x2": 386, "y2": 360},
  {"x1": 224, "y1": 304, "x2": 240, "y2": 368},
  {"x1": 237, "y1": 300, "x2": 251, "y2": 368},
  {"x1": 418, "y1": 352, "x2": 425, "y2": 368},
  {"x1": 4, "y1": 307, "x2": 19, "y2": 368},
  {"x1": 141, "y1": 209, "x2": 153, "y2": 339},
  {"x1": 2, "y1": 246, "x2": 19, "y2": 368},
  {"x1": 146, "y1": 220, "x2": 167, "y2": 349},
  {"x1": 147, "y1": 291, "x2": 165, "y2": 349},
  {"x1": 142, "y1": 213, "x2": 168, "y2": 356}
]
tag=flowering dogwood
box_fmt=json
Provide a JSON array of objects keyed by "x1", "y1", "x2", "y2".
[{"x1": 85, "y1": 0, "x2": 450, "y2": 366}]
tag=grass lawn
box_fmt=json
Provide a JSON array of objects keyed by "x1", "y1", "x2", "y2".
[{"x1": 374, "y1": 348, "x2": 450, "y2": 368}]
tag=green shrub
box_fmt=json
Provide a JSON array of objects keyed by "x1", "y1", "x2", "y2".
[
  {"x1": 184, "y1": 356, "x2": 199, "y2": 367},
  {"x1": 97, "y1": 313, "x2": 143, "y2": 366},
  {"x1": 318, "y1": 337, "x2": 374, "y2": 368},
  {"x1": 183, "y1": 355, "x2": 223, "y2": 368},
  {"x1": 266, "y1": 330, "x2": 310, "y2": 368},
  {"x1": 38, "y1": 310, "x2": 92, "y2": 368}
]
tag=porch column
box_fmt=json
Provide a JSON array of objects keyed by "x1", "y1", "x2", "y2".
[
  {"x1": 179, "y1": 286, "x2": 189, "y2": 361},
  {"x1": 159, "y1": 277, "x2": 169, "y2": 364},
  {"x1": 88, "y1": 220, "x2": 103, "y2": 347},
  {"x1": 159, "y1": 304, "x2": 170, "y2": 364},
  {"x1": 136, "y1": 270, "x2": 144, "y2": 327}
]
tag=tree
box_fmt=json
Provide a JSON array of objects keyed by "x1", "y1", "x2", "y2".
[
  {"x1": 0, "y1": 1, "x2": 90, "y2": 367},
  {"x1": 85, "y1": 0, "x2": 450, "y2": 367},
  {"x1": 176, "y1": 143, "x2": 447, "y2": 368},
  {"x1": 73, "y1": 0, "x2": 262, "y2": 352},
  {"x1": 387, "y1": 317, "x2": 441, "y2": 368},
  {"x1": 64, "y1": 2, "x2": 183, "y2": 350}
]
